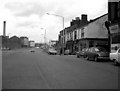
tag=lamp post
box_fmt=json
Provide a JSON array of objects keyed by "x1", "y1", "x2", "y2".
[
  {"x1": 46, "y1": 13, "x2": 64, "y2": 29},
  {"x1": 40, "y1": 28, "x2": 46, "y2": 48},
  {"x1": 46, "y1": 13, "x2": 65, "y2": 54}
]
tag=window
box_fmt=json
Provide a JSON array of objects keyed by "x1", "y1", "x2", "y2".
[
  {"x1": 74, "y1": 31, "x2": 77, "y2": 40},
  {"x1": 81, "y1": 28, "x2": 84, "y2": 38}
]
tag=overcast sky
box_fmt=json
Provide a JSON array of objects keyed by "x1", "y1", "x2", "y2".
[{"x1": 0, "y1": 0, "x2": 108, "y2": 43}]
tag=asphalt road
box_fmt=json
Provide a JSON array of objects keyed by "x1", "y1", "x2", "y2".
[{"x1": 2, "y1": 48, "x2": 119, "y2": 89}]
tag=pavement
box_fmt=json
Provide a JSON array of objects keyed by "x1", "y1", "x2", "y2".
[{"x1": 2, "y1": 48, "x2": 119, "y2": 89}]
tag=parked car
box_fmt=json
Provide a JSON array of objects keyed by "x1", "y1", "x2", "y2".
[
  {"x1": 110, "y1": 48, "x2": 120, "y2": 66},
  {"x1": 85, "y1": 47, "x2": 109, "y2": 61},
  {"x1": 64, "y1": 49, "x2": 70, "y2": 55},
  {"x1": 76, "y1": 48, "x2": 86, "y2": 58},
  {"x1": 64, "y1": 49, "x2": 74, "y2": 55},
  {"x1": 47, "y1": 48, "x2": 57, "y2": 55},
  {"x1": 82, "y1": 48, "x2": 89, "y2": 58}
]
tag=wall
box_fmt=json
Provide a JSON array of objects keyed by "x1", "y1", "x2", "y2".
[
  {"x1": 84, "y1": 14, "x2": 108, "y2": 38},
  {"x1": 24, "y1": 38, "x2": 29, "y2": 46}
]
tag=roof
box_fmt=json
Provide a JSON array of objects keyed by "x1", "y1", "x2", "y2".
[{"x1": 89, "y1": 13, "x2": 108, "y2": 23}]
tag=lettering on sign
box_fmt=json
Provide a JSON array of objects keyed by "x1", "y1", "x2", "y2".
[{"x1": 109, "y1": 24, "x2": 119, "y2": 33}]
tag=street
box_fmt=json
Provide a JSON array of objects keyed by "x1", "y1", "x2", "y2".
[{"x1": 2, "y1": 48, "x2": 119, "y2": 89}]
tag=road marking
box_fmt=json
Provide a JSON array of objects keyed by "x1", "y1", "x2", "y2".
[{"x1": 35, "y1": 63, "x2": 51, "y2": 89}]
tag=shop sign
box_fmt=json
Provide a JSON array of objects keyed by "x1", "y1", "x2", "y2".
[{"x1": 109, "y1": 24, "x2": 119, "y2": 33}]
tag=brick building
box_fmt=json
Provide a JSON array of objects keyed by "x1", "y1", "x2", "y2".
[
  {"x1": 9, "y1": 36, "x2": 21, "y2": 49},
  {"x1": 108, "y1": 1, "x2": 120, "y2": 50},
  {"x1": 20, "y1": 36, "x2": 29, "y2": 48},
  {"x1": 58, "y1": 13, "x2": 109, "y2": 54}
]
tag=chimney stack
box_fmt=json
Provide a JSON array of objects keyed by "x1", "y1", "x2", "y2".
[
  {"x1": 3, "y1": 21, "x2": 6, "y2": 36},
  {"x1": 81, "y1": 14, "x2": 87, "y2": 21}
]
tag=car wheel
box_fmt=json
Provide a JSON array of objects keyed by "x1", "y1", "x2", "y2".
[
  {"x1": 114, "y1": 59, "x2": 119, "y2": 66},
  {"x1": 77, "y1": 55, "x2": 80, "y2": 58},
  {"x1": 94, "y1": 56, "x2": 98, "y2": 62},
  {"x1": 84, "y1": 55, "x2": 86, "y2": 58},
  {"x1": 86, "y1": 56, "x2": 89, "y2": 60}
]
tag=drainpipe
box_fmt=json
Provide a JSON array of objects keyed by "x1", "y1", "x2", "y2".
[{"x1": 105, "y1": 21, "x2": 111, "y2": 53}]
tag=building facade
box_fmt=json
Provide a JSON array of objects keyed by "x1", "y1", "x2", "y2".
[
  {"x1": 29, "y1": 41, "x2": 35, "y2": 48},
  {"x1": 20, "y1": 36, "x2": 29, "y2": 48},
  {"x1": 79, "y1": 14, "x2": 108, "y2": 51},
  {"x1": 9, "y1": 36, "x2": 21, "y2": 49},
  {"x1": 58, "y1": 14, "x2": 109, "y2": 54},
  {"x1": 108, "y1": 1, "x2": 120, "y2": 50},
  {"x1": 0, "y1": 35, "x2": 9, "y2": 49}
]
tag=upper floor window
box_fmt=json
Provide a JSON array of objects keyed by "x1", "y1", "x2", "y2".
[
  {"x1": 81, "y1": 28, "x2": 84, "y2": 38},
  {"x1": 74, "y1": 31, "x2": 77, "y2": 40}
]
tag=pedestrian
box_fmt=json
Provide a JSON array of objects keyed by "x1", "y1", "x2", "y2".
[{"x1": 60, "y1": 48, "x2": 62, "y2": 55}]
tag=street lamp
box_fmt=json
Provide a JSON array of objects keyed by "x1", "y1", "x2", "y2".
[
  {"x1": 46, "y1": 13, "x2": 65, "y2": 54},
  {"x1": 40, "y1": 34, "x2": 44, "y2": 43},
  {"x1": 40, "y1": 28, "x2": 46, "y2": 48},
  {"x1": 46, "y1": 13, "x2": 64, "y2": 29}
]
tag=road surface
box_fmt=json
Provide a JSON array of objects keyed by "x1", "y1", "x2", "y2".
[{"x1": 2, "y1": 48, "x2": 119, "y2": 89}]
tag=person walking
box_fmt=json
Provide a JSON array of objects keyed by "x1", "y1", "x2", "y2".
[{"x1": 60, "y1": 48, "x2": 62, "y2": 55}]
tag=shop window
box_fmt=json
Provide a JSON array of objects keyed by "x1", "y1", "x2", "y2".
[{"x1": 89, "y1": 41, "x2": 94, "y2": 47}]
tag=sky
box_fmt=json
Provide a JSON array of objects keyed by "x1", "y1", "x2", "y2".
[{"x1": 0, "y1": 0, "x2": 108, "y2": 43}]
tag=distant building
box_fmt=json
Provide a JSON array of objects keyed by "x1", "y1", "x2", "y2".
[
  {"x1": 20, "y1": 36, "x2": 29, "y2": 48},
  {"x1": 0, "y1": 36, "x2": 2, "y2": 49},
  {"x1": 49, "y1": 40, "x2": 57, "y2": 47},
  {"x1": 35, "y1": 43, "x2": 41, "y2": 47},
  {"x1": 9, "y1": 36, "x2": 21, "y2": 49},
  {"x1": 29, "y1": 41, "x2": 35, "y2": 48},
  {"x1": 0, "y1": 35, "x2": 9, "y2": 49}
]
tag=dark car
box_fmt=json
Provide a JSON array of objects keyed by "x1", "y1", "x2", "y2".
[
  {"x1": 85, "y1": 47, "x2": 109, "y2": 61},
  {"x1": 76, "y1": 48, "x2": 86, "y2": 58}
]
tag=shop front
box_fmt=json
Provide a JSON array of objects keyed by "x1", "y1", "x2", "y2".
[{"x1": 109, "y1": 23, "x2": 120, "y2": 50}]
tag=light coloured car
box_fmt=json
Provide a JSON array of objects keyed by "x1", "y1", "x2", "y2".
[
  {"x1": 47, "y1": 48, "x2": 57, "y2": 55},
  {"x1": 110, "y1": 48, "x2": 120, "y2": 65}
]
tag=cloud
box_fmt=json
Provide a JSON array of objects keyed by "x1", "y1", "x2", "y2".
[
  {"x1": 15, "y1": 14, "x2": 41, "y2": 28},
  {"x1": 1, "y1": 0, "x2": 108, "y2": 42},
  {"x1": 5, "y1": 2, "x2": 44, "y2": 17}
]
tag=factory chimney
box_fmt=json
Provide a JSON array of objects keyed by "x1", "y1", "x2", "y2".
[{"x1": 3, "y1": 21, "x2": 6, "y2": 36}]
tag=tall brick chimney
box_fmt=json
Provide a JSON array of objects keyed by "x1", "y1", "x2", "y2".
[{"x1": 3, "y1": 21, "x2": 6, "y2": 36}]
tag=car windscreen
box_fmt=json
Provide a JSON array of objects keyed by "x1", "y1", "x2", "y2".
[{"x1": 95, "y1": 47, "x2": 107, "y2": 52}]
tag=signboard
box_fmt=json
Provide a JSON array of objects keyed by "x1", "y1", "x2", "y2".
[{"x1": 109, "y1": 24, "x2": 119, "y2": 33}]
